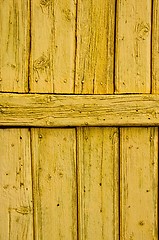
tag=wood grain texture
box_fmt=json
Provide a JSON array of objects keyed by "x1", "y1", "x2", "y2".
[
  {"x1": 77, "y1": 127, "x2": 119, "y2": 240},
  {"x1": 120, "y1": 127, "x2": 158, "y2": 240},
  {"x1": 75, "y1": 0, "x2": 115, "y2": 94},
  {"x1": 115, "y1": 0, "x2": 151, "y2": 93},
  {"x1": 0, "y1": 129, "x2": 33, "y2": 239},
  {"x1": 152, "y1": 0, "x2": 159, "y2": 93},
  {"x1": 30, "y1": 0, "x2": 76, "y2": 93},
  {"x1": 1, "y1": 93, "x2": 159, "y2": 126},
  {"x1": 0, "y1": 0, "x2": 30, "y2": 92},
  {"x1": 31, "y1": 128, "x2": 77, "y2": 239}
]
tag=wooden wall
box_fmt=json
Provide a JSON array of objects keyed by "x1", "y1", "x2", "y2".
[{"x1": 0, "y1": 0, "x2": 158, "y2": 239}]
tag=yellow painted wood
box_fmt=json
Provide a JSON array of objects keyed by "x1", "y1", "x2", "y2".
[
  {"x1": 0, "y1": 129, "x2": 33, "y2": 239},
  {"x1": 0, "y1": 3, "x2": 33, "y2": 239},
  {"x1": 2, "y1": 93, "x2": 159, "y2": 127},
  {"x1": 75, "y1": 0, "x2": 115, "y2": 94},
  {"x1": 31, "y1": 128, "x2": 77, "y2": 239},
  {"x1": 116, "y1": 3, "x2": 158, "y2": 239},
  {"x1": 0, "y1": 0, "x2": 30, "y2": 92},
  {"x1": 120, "y1": 127, "x2": 158, "y2": 240},
  {"x1": 152, "y1": 0, "x2": 159, "y2": 93},
  {"x1": 0, "y1": 2, "x2": 158, "y2": 239},
  {"x1": 30, "y1": 0, "x2": 76, "y2": 93},
  {"x1": 77, "y1": 127, "x2": 119, "y2": 240},
  {"x1": 115, "y1": 0, "x2": 151, "y2": 93}
]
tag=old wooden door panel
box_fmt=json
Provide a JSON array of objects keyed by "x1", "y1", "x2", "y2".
[
  {"x1": 31, "y1": 128, "x2": 77, "y2": 239},
  {"x1": 77, "y1": 127, "x2": 119, "y2": 240},
  {"x1": 0, "y1": 129, "x2": 33, "y2": 239},
  {"x1": 120, "y1": 127, "x2": 158, "y2": 239},
  {"x1": 0, "y1": 0, "x2": 30, "y2": 92},
  {"x1": 0, "y1": 0, "x2": 159, "y2": 239}
]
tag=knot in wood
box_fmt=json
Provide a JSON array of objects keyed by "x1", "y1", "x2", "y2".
[{"x1": 136, "y1": 22, "x2": 150, "y2": 40}]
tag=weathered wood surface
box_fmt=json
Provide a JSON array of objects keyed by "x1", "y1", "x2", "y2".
[
  {"x1": 77, "y1": 127, "x2": 119, "y2": 240},
  {"x1": 0, "y1": 0, "x2": 158, "y2": 95},
  {"x1": 0, "y1": 0, "x2": 30, "y2": 92},
  {"x1": 75, "y1": 0, "x2": 115, "y2": 94},
  {"x1": 30, "y1": 0, "x2": 76, "y2": 93},
  {"x1": 31, "y1": 128, "x2": 77, "y2": 239},
  {"x1": 0, "y1": 3, "x2": 33, "y2": 239},
  {"x1": 0, "y1": 129, "x2": 33, "y2": 239},
  {"x1": 120, "y1": 127, "x2": 158, "y2": 239},
  {"x1": 30, "y1": 0, "x2": 115, "y2": 94},
  {"x1": 1, "y1": 93, "x2": 159, "y2": 126},
  {"x1": 115, "y1": 0, "x2": 151, "y2": 93},
  {"x1": 116, "y1": 2, "x2": 158, "y2": 239},
  {"x1": 0, "y1": 1, "x2": 159, "y2": 239},
  {"x1": 152, "y1": 0, "x2": 159, "y2": 93}
]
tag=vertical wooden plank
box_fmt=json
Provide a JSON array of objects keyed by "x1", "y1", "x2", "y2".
[
  {"x1": 77, "y1": 127, "x2": 119, "y2": 240},
  {"x1": 75, "y1": 0, "x2": 115, "y2": 94},
  {"x1": 0, "y1": 0, "x2": 30, "y2": 92},
  {"x1": 30, "y1": 0, "x2": 76, "y2": 93},
  {"x1": 0, "y1": 2, "x2": 33, "y2": 238},
  {"x1": 31, "y1": 128, "x2": 77, "y2": 239},
  {"x1": 152, "y1": 0, "x2": 159, "y2": 93},
  {"x1": 0, "y1": 129, "x2": 33, "y2": 239},
  {"x1": 116, "y1": 3, "x2": 158, "y2": 238},
  {"x1": 115, "y1": 0, "x2": 151, "y2": 93},
  {"x1": 120, "y1": 127, "x2": 158, "y2": 240}
]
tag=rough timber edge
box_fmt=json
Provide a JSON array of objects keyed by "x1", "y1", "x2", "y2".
[{"x1": 0, "y1": 93, "x2": 159, "y2": 127}]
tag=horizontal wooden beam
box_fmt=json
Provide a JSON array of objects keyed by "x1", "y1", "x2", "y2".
[{"x1": 0, "y1": 93, "x2": 159, "y2": 127}]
